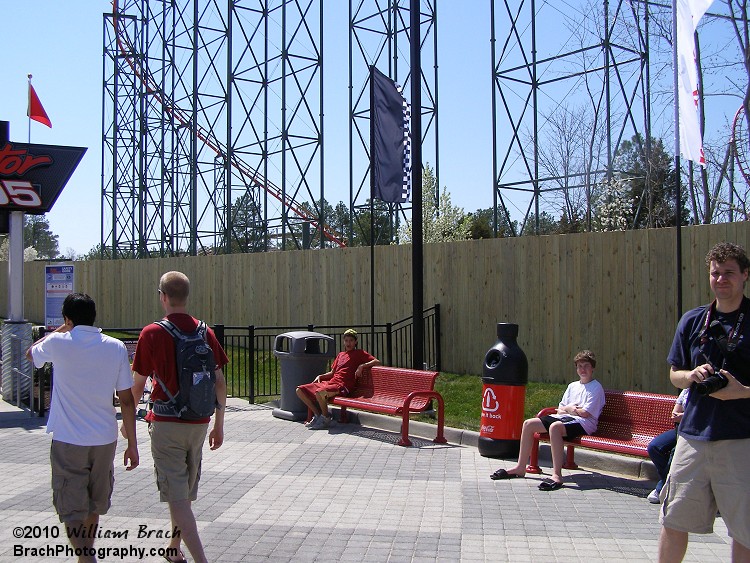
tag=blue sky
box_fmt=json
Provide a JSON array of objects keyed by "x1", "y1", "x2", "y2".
[
  {"x1": 0, "y1": 1, "x2": 741, "y2": 255},
  {"x1": 1, "y1": 1, "x2": 494, "y2": 255}
]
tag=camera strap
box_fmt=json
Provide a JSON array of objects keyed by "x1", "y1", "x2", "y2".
[{"x1": 700, "y1": 296, "x2": 749, "y2": 352}]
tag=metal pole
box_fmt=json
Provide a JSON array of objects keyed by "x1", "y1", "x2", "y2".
[
  {"x1": 369, "y1": 66, "x2": 376, "y2": 346},
  {"x1": 319, "y1": 0, "x2": 325, "y2": 249},
  {"x1": 532, "y1": 0, "x2": 539, "y2": 233},
  {"x1": 226, "y1": 0, "x2": 233, "y2": 254},
  {"x1": 8, "y1": 211, "x2": 24, "y2": 321},
  {"x1": 281, "y1": 0, "x2": 288, "y2": 250},
  {"x1": 672, "y1": 0, "x2": 683, "y2": 317},
  {"x1": 1, "y1": 121, "x2": 24, "y2": 323},
  {"x1": 605, "y1": 0, "x2": 612, "y2": 180},
  {"x1": 348, "y1": 0, "x2": 354, "y2": 245},
  {"x1": 410, "y1": 0, "x2": 424, "y2": 370},
  {"x1": 490, "y1": 0, "x2": 498, "y2": 237}
]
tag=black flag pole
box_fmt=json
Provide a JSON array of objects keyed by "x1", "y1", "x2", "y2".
[
  {"x1": 410, "y1": 0, "x2": 424, "y2": 370},
  {"x1": 369, "y1": 61, "x2": 416, "y2": 366},
  {"x1": 672, "y1": 0, "x2": 683, "y2": 320},
  {"x1": 370, "y1": 65, "x2": 376, "y2": 348}
]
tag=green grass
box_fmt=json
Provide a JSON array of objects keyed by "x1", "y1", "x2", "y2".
[
  {"x1": 108, "y1": 331, "x2": 564, "y2": 431},
  {"x1": 103, "y1": 330, "x2": 141, "y2": 340},
  {"x1": 414, "y1": 372, "x2": 567, "y2": 432},
  {"x1": 223, "y1": 348, "x2": 281, "y2": 401},
  {"x1": 223, "y1": 364, "x2": 567, "y2": 431}
]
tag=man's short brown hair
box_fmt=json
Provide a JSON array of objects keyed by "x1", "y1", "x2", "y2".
[
  {"x1": 705, "y1": 242, "x2": 750, "y2": 272},
  {"x1": 574, "y1": 350, "x2": 596, "y2": 368},
  {"x1": 159, "y1": 271, "x2": 190, "y2": 306}
]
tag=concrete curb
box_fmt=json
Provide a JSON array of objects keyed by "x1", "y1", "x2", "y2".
[
  {"x1": 7, "y1": 394, "x2": 657, "y2": 482},
  {"x1": 325, "y1": 405, "x2": 658, "y2": 481}
]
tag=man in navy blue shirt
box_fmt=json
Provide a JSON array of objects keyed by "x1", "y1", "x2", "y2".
[{"x1": 659, "y1": 242, "x2": 750, "y2": 562}]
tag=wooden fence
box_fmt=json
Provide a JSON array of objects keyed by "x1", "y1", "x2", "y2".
[{"x1": 2, "y1": 222, "x2": 748, "y2": 393}]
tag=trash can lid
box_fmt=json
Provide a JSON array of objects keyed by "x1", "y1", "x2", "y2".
[
  {"x1": 276, "y1": 330, "x2": 334, "y2": 340},
  {"x1": 274, "y1": 331, "x2": 336, "y2": 356}
]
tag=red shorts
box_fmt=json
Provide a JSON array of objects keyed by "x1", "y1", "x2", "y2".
[{"x1": 297, "y1": 381, "x2": 348, "y2": 401}]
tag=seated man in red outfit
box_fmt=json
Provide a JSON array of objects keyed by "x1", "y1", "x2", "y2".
[{"x1": 296, "y1": 329, "x2": 380, "y2": 430}]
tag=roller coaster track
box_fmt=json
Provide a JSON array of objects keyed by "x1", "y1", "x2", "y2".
[
  {"x1": 733, "y1": 105, "x2": 750, "y2": 188},
  {"x1": 110, "y1": 0, "x2": 346, "y2": 248}
]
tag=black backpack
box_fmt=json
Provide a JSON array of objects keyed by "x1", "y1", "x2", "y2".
[{"x1": 151, "y1": 319, "x2": 217, "y2": 421}]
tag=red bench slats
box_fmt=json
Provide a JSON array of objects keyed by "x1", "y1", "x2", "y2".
[
  {"x1": 331, "y1": 365, "x2": 448, "y2": 446},
  {"x1": 526, "y1": 389, "x2": 678, "y2": 473}
]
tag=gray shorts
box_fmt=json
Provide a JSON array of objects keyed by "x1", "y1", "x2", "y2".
[
  {"x1": 50, "y1": 440, "x2": 117, "y2": 523},
  {"x1": 660, "y1": 435, "x2": 750, "y2": 549}
]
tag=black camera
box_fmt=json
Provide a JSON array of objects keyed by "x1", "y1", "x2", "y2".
[
  {"x1": 695, "y1": 371, "x2": 728, "y2": 395},
  {"x1": 695, "y1": 320, "x2": 731, "y2": 395}
]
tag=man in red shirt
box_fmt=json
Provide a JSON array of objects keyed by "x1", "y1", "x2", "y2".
[
  {"x1": 130, "y1": 271, "x2": 228, "y2": 563},
  {"x1": 296, "y1": 329, "x2": 380, "y2": 429}
]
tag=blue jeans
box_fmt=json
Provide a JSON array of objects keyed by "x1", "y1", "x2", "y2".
[{"x1": 647, "y1": 428, "x2": 678, "y2": 493}]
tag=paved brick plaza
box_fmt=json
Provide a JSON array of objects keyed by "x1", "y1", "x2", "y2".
[{"x1": 0, "y1": 400, "x2": 732, "y2": 562}]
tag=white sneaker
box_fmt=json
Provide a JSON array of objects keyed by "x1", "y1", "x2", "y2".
[
  {"x1": 310, "y1": 415, "x2": 331, "y2": 430},
  {"x1": 647, "y1": 489, "x2": 661, "y2": 504}
]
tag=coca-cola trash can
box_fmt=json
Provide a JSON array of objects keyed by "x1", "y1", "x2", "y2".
[{"x1": 478, "y1": 323, "x2": 528, "y2": 458}]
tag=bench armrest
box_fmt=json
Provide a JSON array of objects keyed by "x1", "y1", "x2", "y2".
[
  {"x1": 399, "y1": 390, "x2": 447, "y2": 446},
  {"x1": 403, "y1": 390, "x2": 442, "y2": 411},
  {"x1": 536, "y1": 407, "x2": 557, "y2": 418}
]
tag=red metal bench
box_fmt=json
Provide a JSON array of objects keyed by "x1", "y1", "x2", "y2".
[
  {"x1": 526, "y1": 389, "x2": 678, "y2": 473},
  {"x1": 332, "y1": 365, "x2": 448, "y2": 447}
]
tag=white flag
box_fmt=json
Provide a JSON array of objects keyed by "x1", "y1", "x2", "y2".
[{"x1": 676, "y1": 0, "x2": 713, "y2": 167}]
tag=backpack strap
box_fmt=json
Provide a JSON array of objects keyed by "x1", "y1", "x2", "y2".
[
  {"x1": 150, "y1": 319, "x2": 211, "y2": 412},
  {"x1": 155, "y1": 318, "x2": 182, "y2": 340},
  {"x1": 151, "y1": 320, "x2": 183, "y2": 408}
]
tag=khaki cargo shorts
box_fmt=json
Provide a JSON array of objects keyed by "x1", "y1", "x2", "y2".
[
  {"x1": 149, "y1": 421, "x2": 208, "y2": 502},
  {"x1": 50, "y1": 440, "x2": 117, "y2": 523},
  {"x1": 660, "y1": 435, "x2": 750, "y2": 549}
]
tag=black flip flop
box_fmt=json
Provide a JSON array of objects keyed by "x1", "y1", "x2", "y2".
[
  {"x1": 164, "y1": 551, "x2": 187, "y2": 563},
  {"x1": 538, "y1": 478, "x2": 563, "y2": 491},
  {"x1": 490, "y1": 468, "x2": 521, "y2": 480}
]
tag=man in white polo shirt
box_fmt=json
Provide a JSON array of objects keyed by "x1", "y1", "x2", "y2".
[{"x1": 28, "y1": 293, "x2": 138, "y2": 562}]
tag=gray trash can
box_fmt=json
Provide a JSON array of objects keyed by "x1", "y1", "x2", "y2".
[{"x1": 272, "y1": 331, "x2": 335, "y2": 421}]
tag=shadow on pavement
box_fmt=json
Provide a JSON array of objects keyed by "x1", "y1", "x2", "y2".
[{"x1": 568, "y1": 471, "x2": 653, "y2": 499}]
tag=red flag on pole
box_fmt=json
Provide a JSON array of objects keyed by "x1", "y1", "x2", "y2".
[{"x1": 28, "y1": 83, "x2": 52, "y2": 128}]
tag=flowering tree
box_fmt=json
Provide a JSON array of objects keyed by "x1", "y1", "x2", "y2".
[
  {"x1": 0, "y1": 238, "x2": 39, "y2": 261},
  {"x1": 398, "y1": 165, "x2": 471, "y2": 243},
  {"x1": 593, "y1": 177, "x2": 633, "y2": 231}
]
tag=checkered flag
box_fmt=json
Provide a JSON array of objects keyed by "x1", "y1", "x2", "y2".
[
  {"x1": 401, "y1": 86, "x2": 412, "y2": 203},
  {"x1": 371, "y1": 66, "x2": 411, "y2": 204}
]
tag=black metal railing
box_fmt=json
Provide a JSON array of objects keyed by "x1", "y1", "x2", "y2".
[
  {"x1": 33, "y1": 304, "x2": 440, "y2": 406},
  {"x1": 224, "y1": 304, "x2": 440, "y2": 403}
]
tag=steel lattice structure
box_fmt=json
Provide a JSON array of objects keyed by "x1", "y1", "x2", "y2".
[
  {"x1": 491, "y1": 0, "x2": 654, "y2": 235},
  {"x1": 103, "y1": 0, "x2": 333, "y2": 257},
  {"x1": 104, "y1": 1, "x2": 712, "y2": 254},
  {"x1": 102, "y1": 0, "x2": 438, "y2": 257}
]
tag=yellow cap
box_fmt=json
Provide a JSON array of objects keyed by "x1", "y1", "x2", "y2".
[{"x1": 343, "y1": 328, "x2": 358, "y2": 338}]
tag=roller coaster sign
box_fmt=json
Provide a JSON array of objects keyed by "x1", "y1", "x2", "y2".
[{"x1": 0, "y1": 142, "x2": 86, "y2": 213}]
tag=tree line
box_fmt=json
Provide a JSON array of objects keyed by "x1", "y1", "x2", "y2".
[{"x1": 3, "y1": 133, "x2": 687, "y2": 262}]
